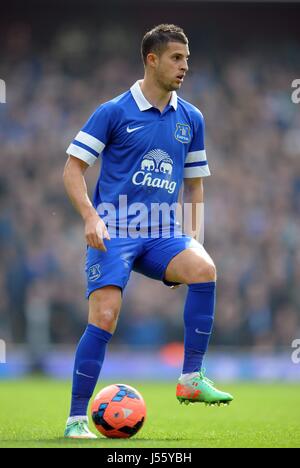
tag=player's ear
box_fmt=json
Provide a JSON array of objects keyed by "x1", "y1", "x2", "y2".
[{"x1": 146, "y1": 52, "x2": 159, "y2": 68}]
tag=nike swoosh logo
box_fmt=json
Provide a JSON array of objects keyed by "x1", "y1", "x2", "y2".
[
  {"x1": 195, "y1": 328, "x2": 210, "y2": 335},
  {"x1": 126, "y1": 125, "x2": 144, "y2": 133},
  {"x1": 76, "y1": 370, "x2": 94, "y2": 379}
]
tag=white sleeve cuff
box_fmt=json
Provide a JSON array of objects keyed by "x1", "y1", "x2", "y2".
[
  {"x1": 184, "y1": 165, "x2": 211, "y2": 178},
  {"x1": 75, "y1": 131, "x2": 105, "y2": 154},
  {"x1": 66, "y1": 143, "x2": 98, "y2": 166}
]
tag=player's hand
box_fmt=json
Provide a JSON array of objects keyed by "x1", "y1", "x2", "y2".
[{"x1": 85, "y1": 215, "x2": 110, "y2": 251}]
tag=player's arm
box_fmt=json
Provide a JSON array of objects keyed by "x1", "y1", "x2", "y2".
[
  {"x1": 64, "y1": 102, "x2": 116, "y2": 251},
  {"x1": 63, "y1": 155, "x2": 110, "y2": 251},
  {"x1": 183, "y1": 108, "x2": 210, "y2": 244},
  {"x1": 183, "y1": 177, "x2": 204, "y2": 243}
]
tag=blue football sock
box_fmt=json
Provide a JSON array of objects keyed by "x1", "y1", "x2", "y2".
[
  {"x1": 182, "y1": 282, "x2": 216, "y2": 374},
  {"x1": 69, "y1": 324, "x2": 112, "y2": 417}
]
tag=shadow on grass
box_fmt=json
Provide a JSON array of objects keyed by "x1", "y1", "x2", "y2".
[
  {"x1": 1, "y1": 437, "x2": 195, "y2": 444},
  {"x1": 56, "y1": 437, "x2": 195, "y2": 442}
]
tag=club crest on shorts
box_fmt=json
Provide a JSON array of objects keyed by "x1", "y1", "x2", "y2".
[
  {"x1": 88, "y1": 263, "x2": 101, "y2": 281},
  {"x1": 175, "y1": 123, "x2": 191, "y2": 144}
]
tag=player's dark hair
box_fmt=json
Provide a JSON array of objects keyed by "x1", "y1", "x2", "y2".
[{"x1": 141, "y1": 24, "x2": 188, "y2": 65}]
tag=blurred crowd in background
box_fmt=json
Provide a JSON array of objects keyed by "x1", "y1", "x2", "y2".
[{"x1": 0, "y1": 18, "x2": 300, "y2": 353}]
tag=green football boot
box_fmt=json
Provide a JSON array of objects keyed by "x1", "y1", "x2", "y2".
[
  {"x1": 176, "y1": 370, "x2": 233, "y2": 406},
  {"x1": 64, "y1": 418, "x2": 97, "y2": 439}
]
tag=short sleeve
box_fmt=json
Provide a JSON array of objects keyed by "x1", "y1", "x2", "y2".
[
  {"x1": 184, "y1": 109, "x2": 211, "y2": 178},
  {"x1": 66, "y1": 102, "x2": 115, "y2": 166}
]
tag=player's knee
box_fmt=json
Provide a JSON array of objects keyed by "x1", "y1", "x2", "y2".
[
  {"x1": 196, "y1": 260, "x2": 217, "y2": 282},
  {"x1": 204, "y1": 262, "x2": 217, "y2": 282},
  {"x1": 101, "y1": 308, "x2": 119, "y2": 330},
  {"x1": 90, "y1": 306, "x2": 120, "y2": 333}
]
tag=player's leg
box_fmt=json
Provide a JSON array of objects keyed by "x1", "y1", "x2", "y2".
[
  {"x1": 164, "y1": 245, "x2": 233, "y2": 405},
  {"x1": 88, "y1": 286, "x2": 122, "y2": 333},
  {"x1": 65, "y1": 237, "x2": 138, "y2": 438},
  {"x1": 166, "y1": 246, "x2": 216, "y2": 371},
  {"x1": 65, "y1": 286, "x2": 122, "y2": 439},
  {"x1": 134, "y1": 237, "x2": 232, "y2": 406}
]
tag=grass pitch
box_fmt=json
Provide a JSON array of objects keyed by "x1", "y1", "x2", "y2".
[{"x1": 0, "y1": 378, "x2": 299, "y2": 448}]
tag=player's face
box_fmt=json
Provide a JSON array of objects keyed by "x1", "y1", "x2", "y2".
[{"x1": 155, "y1": 42, "x2": 190, "y2": 92}]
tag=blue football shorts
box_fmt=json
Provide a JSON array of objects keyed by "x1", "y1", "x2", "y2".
[{"x1": 85, "y1": 234, "x2": 200, "y2": 298}]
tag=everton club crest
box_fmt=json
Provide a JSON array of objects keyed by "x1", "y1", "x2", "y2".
[
  {"x1": 88, "y1": 263, "x2": 101, "y2": 281},
  {"x1": 175, "y1": 123, "x2": 191, "y2": 144}
]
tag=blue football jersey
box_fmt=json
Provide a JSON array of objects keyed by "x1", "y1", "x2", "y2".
[{"x1": 66, "y1": 80, "x2": 210, "y2": 231}]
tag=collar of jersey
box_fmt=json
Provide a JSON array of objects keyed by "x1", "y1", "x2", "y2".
[{"x1": 130, "y1": 80, "x2": 178, "y2": 111}]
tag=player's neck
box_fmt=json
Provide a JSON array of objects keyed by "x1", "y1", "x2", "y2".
[{"x1": 140, "y1": 77, "x2": 172, "y2": 113}]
